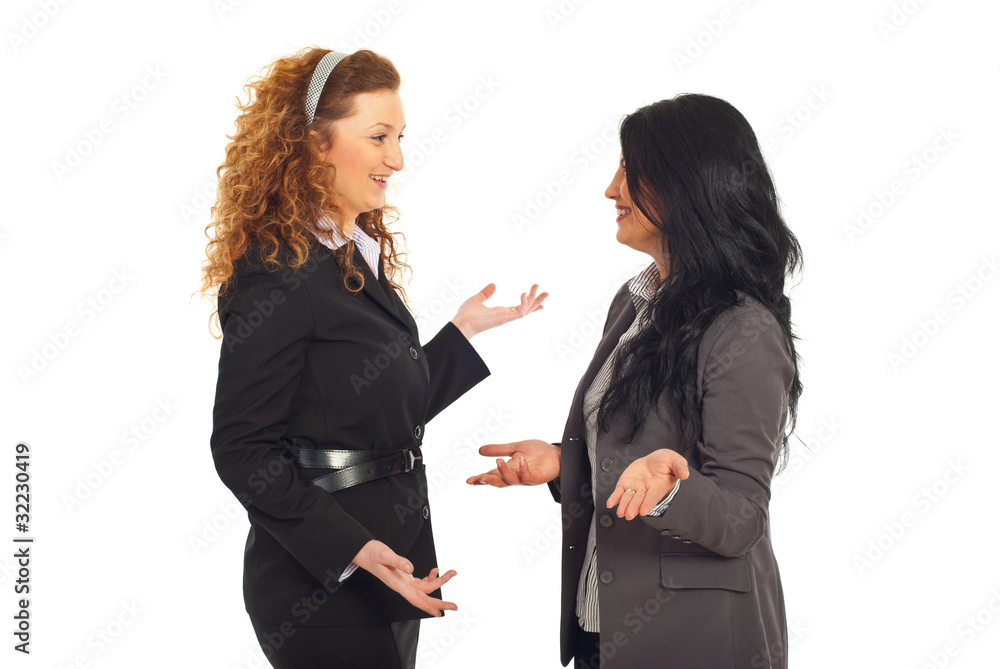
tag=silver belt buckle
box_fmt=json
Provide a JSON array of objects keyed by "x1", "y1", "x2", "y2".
[{"x1": 403, "y1": 448, "x2": 418, "y2": 472}]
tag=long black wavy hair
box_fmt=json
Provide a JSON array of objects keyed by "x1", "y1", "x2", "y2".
[{"x1": 597, "y1": 94, "x2": 803, "y2": 473}]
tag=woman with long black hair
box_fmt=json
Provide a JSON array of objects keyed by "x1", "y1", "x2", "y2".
[{"x1": 469, "y1": 94, "x2": 803, "y2": 669}]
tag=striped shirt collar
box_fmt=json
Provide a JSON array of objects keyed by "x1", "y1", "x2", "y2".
[
  {"x1": 628, "y1": 261, "x2": 662, "y2": 308},
  {"x1": 312, "y1": 215, "x2": 381, "y2": 277}
]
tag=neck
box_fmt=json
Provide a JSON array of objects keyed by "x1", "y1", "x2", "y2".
[{"x1": 327, "y1": 212, "x2": 359, "y2": 238}]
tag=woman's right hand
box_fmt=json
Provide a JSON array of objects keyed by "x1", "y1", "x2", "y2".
[
  {"x1": 351, "y1": 540, "x2": 457, "y2": 617},
  {"x1": 465, "y1": 439, "x2": 561, "y2": 487}
]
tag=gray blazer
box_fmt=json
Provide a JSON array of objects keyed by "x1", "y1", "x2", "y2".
[{"x1": 549, "y1": 282, "x2": 796, "y2": 668}]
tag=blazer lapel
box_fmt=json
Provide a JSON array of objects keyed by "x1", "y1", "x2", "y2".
[
  {"x1": 348, "y1": 244, "x2": 419, "y2": 340},
  {"x1": 561, "y1": 292, "x2": 637, "y2": 441}
]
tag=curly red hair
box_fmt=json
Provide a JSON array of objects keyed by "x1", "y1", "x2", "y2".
[{"x1": 200, "y1": 47, "x2": 411, "y2": 334}]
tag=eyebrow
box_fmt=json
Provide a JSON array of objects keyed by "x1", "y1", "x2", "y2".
[{"x1": 367, "y1": 122, "x2": 406, "y2": 131}]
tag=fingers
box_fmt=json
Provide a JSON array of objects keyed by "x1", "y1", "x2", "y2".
[
  {"x1": 375, "y1": 562, "x2": 458, "y2": 618},
  {"x1": 479, "y1": 442, "x2": 518, "y2": 457},
  {"x1": 622, "y1": 487, "x2": 645, "y2": 520},
  {"x1": 496, "y1": 458, "x2": 522, "y2": 486},
  {"x1": 606, "y1": 483, "x2": 625, "y2": 509},
  {"x1": 416, "y1": 568, "x2": 457, "y2": 592},
  {"x1": 409, "y1": 591, "x2": 458, "y2": 617},
  {"x1": 495, "y1": 284, "x2": 547, "y2": 318},
  {"x1": 429, "y1": 597, "x2": 459, "y2": 616},
  {"x1": 518, "y1": 455, "x2": 534, "y2": 484},
  {"x1": 392, "y1": 555, "x2": 413, "y2": 574},
  {"x1": 465, "y1": 469, "x2": 508, "y2": 487},
  {"x1": 668, "y1": 452, "x2": 690, "y2": 479},
  {"x1": 476, "y1": 283, "x2": 497, "y2": 302},
  {"x1": 612, "y1": 487, "x2": 635, "y2": 518},
  {"x1": 638, "y1": 484, "x2": 673, "y2": 516},
  {"x1": 520, "y1": 284, "x2": 548, "y2": 315},
  {"x1": 607, "y1": 482, "x2": 643, "y2": 519},
  {"x1": 411, "y1": 568, "x2": 459, "y2": 617}
]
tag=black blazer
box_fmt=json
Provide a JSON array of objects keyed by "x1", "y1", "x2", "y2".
[
  {"x1": 210, "y1": 240, "x2": 489, "y2": 627},
  {"x1": 550, "y1": 283, "x2": 795, "y2": 668}
]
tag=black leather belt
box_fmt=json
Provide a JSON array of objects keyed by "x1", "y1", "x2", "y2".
[{"x1": 283, "y1": 441, "x2": 423, "y2": 494}]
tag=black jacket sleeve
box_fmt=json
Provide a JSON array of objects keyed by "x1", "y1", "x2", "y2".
[
  {"x1": 210, "y1": 261, "x2": 374, "y2": 584},
  {"x1": 421, "y1": 321, "x2": 490, "y2": 423}
]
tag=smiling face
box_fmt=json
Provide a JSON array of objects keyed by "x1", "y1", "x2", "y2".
[
  {"x1": 314, "y1": 89, "x2": 406, "y2": 230},
  {"x1": 606, "y1": 153, "x2": 665, "y2": 270}
]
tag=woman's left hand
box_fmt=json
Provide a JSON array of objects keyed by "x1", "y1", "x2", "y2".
[
  {"x1": 607, "y1": 449, "x2": 690, "y2": 520},
  {"x1": 450, "y1": 284, "x2": 547, "y2": 339}
]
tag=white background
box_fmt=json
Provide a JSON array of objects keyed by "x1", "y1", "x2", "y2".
[{"x1": 2, "y1": 0, "x2": 999, "y2": 667}]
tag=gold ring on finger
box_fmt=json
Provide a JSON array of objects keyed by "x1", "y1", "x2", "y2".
[{"x1": 625, "y1": 488, "x2": 637, "y2": 494}]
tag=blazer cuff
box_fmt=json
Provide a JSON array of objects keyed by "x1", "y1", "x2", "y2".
[
  {"x1": 339, "y1": 561, "x2": 361, "y2": 582},
  {"x1": 547, "y1": 442, "x2": 562, "y2": 503},
  {"x1": 422, "y1": 321, "x2": 491, "y2": 422},
  {"x1": 645, "y1": 479, "x2": 680, "y2": 517}
]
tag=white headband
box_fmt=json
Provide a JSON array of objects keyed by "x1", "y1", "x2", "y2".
[{"x1": 305, "y1": 51, "x2": 350, "y2": 126}]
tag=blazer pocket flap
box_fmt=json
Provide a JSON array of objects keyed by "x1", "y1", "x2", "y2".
[{"x1": 660, "y1": 554, "x2": 751, "y2": 592}]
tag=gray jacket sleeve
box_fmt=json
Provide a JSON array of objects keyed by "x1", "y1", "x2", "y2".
[{"x1": 639, "y1": 303, "x2": 795, "y2": 557}]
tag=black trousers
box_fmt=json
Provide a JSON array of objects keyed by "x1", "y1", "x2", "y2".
[
  {"x1": 251, "y1": 618, "x2": 419, "y2": 669},
  {"x1": 574, "y1": 626, "x2": 602, "y2": 669}
]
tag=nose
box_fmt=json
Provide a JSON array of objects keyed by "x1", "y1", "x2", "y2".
[
  {"x1": 606, "y1": 164, "x2": 624, "y2": 200},
  {"x1": 384, "y1": 138, "x2": 404, "y2": 172}
]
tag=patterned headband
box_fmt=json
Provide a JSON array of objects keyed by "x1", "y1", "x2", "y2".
[{"x1": 305, "y1": 50, "x2": 350, "y2": 126}]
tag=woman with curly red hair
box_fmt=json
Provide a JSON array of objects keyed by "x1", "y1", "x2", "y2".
[{"x1": 202, "y1": 47, "x2": 546, "y2": 668}]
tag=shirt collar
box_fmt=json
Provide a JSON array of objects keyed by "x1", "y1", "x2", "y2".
[
  {"x1": 312, "y1": 215, "x2": 381, "y2": 277},
  {"x1": 628, "y1": 262, "x2": 661, "y2": 308}
]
